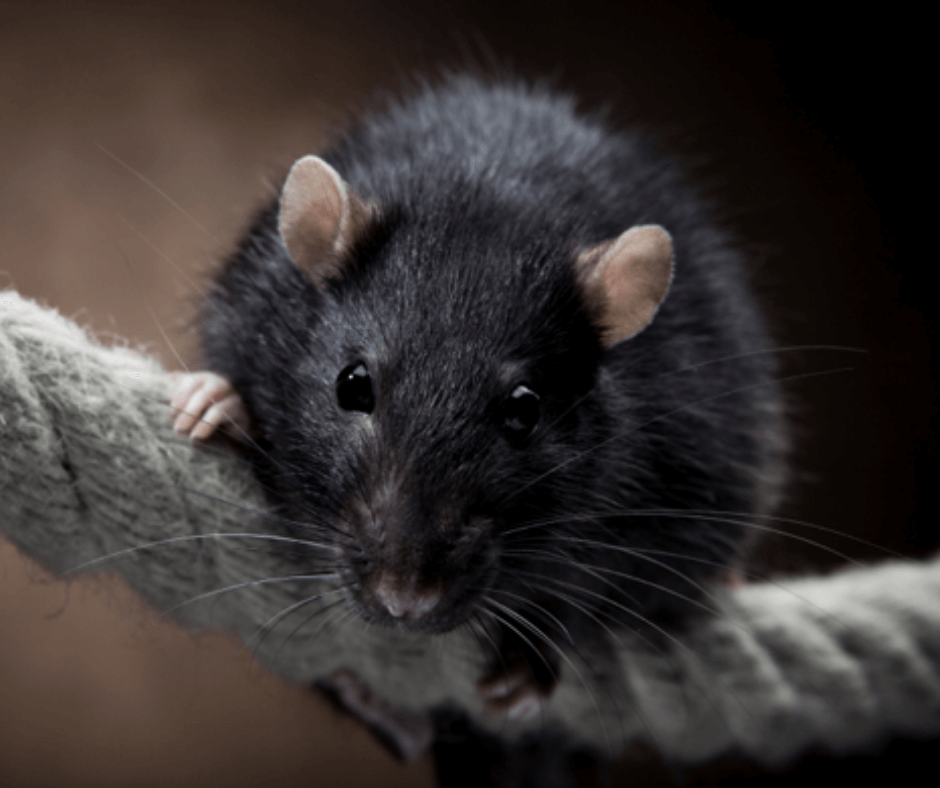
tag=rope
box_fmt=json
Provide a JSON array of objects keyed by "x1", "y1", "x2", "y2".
[{"x1": 3, "y1": 288, "x2": 939, "y2": 765}]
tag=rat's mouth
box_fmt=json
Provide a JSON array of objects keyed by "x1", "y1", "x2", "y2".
[{"x1": 348, "y1": 593, "x2": 466, "y2": 634}]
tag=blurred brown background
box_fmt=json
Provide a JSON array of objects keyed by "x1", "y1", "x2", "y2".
[{"x1": 0, "y1": 1, "x2": 931, "y2": 786}]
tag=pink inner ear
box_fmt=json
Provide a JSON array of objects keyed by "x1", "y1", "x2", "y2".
[
  {"x1": 580, "y1": 225, "x2": 674, "y2": 347},
  {"x1": 278, "y1": 155, "x2": 373, "y2": 286},
  {"x1": 278, "y1": 156, "x2": 347, "y2": 277}
]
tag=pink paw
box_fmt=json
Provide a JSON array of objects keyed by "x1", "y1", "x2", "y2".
[
  {"x1": 477, "y1": 653, "x2": 555, "y2": 721},
  {"x1": 169, "y1": 371, "x2": 250, "y2": 440}
]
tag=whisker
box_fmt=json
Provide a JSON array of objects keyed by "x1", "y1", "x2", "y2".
[
  {"x1": 624, "y1": 508, "x2": 907, "y2": 560},
  {"x1": 64, "y1": 532, "x2": 334, "y2": 575},
  {"x1": 471, "y1": 609, "x2": 546, "y2": 736},
  {"x1": 109, "y1": 215, "x2": 297, "y2": 462},
  {"x1": 478, "y1": 602, "x2": 555, "y2": 681},
  {"x1": 506, "y1": 545, "x2": 641, "y2": 608},
  {"x1": 623, "y1": 546, "x2": 851, "y2": 628},
  {"x1": 113, "y1": 247, "x2": 191, "y2": 374},
  {"x1": 95, "y1": 142, "x2": 218, "y2": 242},
  {"x1": 659, "y1": 344, "x2": 867, "y2": 377},
  {"x1": 485, "y1": 587, "x2": 573, "y2": 645},
  {"x1": 160, "y1": 571, "x2": 340, "y2": 619},
  {"x1": 482, "y1": 598, "x2": 613, "y2": 754},
  {"x1": 171, "y1": 483, "x2": 358, "y2": 547},
  {"x1": 519, "y1": 532, "x2": 733, "y2": 617},
  {"x1": 502, "y1": 547, "x2": 697, "y2": 615},
  {"x1": 501, "y1": 366, "x2": 855, "y2": 505},
  {"x1": 245, "y1": 589, "x2": 346, "y2": 656},
  {"x1": 503, "y1": 508, "x2": 879, "y2": 570},
  {"x1": 272, "y1": 595, "x2": 353, "y2": 670},
  {"x1": 507, "y1": 570, "x2": 759, "y2": 736},
  {"x1": 521, "y1": 562, "x2": 759, "y2": 653},
  {"x1": 589, "y1": 515, "x2": 865, "y2": 569},
  {"x1": 465, "y1": 613, "x2": 500, "y2": 672},
  {"x1": 114, "y1": 212, "x2": 212, "y2": 299},
  {"x1": 502, "y1": 571, "x2": 673, "y2": 746},
  {"x1": 476, "y1": 604, "x2": 552, "y2": 731}
]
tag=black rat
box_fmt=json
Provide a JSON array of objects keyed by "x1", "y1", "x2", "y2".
[{"x1": 170, "y1": 75, "x2": 785, "y2": 731}]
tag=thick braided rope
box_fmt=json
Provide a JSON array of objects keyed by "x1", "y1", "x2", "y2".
[{"x1": 2, "y1": 288, "x2": 939, "y2": 765}]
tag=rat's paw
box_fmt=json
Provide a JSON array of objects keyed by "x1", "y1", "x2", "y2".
[
  {"x1": 169, "y1": 371, "x2": 250, "y2": 440},
  {"x1": 319, "y1": 669, "x2": 434, "y2": 762},
  {"x1": 477, "y1": 649, "x2": 557, "y2": 721}
]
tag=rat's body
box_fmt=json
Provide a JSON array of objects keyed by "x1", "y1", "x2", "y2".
[{"x1": 176, "y1": 76, "x2": 785, "y2": 717}]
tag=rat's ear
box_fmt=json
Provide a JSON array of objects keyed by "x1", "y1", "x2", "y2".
[
  {"x1": 575, "y1": 225, "x2": 674, "y2": 348},
  {"x1": 278, "y1": 155, "x2": 372, "y2": 286}
]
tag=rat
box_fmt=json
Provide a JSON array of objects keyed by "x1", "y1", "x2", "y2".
[{"x1": 169, "y1": 74, "x2": 785, "y2": 731}]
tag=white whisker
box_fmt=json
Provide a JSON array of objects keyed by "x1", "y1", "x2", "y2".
[
  {"x1": 482, "y1": 597, "x2": 613, "y2": 754},
  {"x1": 65, "y1": 532, "x2": 334, "y2": 574},
  {"x1": 95, "y1": 142, "x2": 218, "y2": 241},
  {"x1": 502, "y1": 366, "x2": 854, "y2": 505},
  {"x1": 161, "y1": 572, "x2": 340, "y2": 619}
]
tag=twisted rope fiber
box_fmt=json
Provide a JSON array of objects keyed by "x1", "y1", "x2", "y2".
[{"x1": 2, "y1": 289, "x2": 940, "y2": 765}]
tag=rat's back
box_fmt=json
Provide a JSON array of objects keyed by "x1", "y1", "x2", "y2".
[{"x1": 326, "y1": 77, "x2": 671, "y2": 244}]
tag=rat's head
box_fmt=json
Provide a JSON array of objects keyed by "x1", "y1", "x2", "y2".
[{"x1": 268, "y1": 155, "x2": 673, "y2": 634}]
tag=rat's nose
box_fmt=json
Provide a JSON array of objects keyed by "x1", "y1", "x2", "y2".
[{"x1": 373, "y1": 572, "x2": 443, "y2": 620}]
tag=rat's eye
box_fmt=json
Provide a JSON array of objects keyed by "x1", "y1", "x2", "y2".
[
  {"x1": 336, "y1": 362, "x2": 375, "y2": 414},
  {"x1": 503, "y1": 385, "x2": 540, "y2": 437}
]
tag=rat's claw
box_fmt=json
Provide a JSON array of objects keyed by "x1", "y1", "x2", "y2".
[
  {"x1": 477, "y1": 666, "x2": 529, "y2": 700},
  {"x1": 477, "y1": 658, "x2": 552, "y2": 720},
  {"x1": 478, "y1": 670, "x2": 547, "y2": 720},
  {"x1": 192, "y1": 392, "x2": 250, "y2": 440},
  {"x1": 170, "y1": 371, "x2": 248, "y2": 440}
]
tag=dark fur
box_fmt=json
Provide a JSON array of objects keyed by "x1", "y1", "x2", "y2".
[{"x1": 199, "y1": 75, "x2": 786, "y2": 780}]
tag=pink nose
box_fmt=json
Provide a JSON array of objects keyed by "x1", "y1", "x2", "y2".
[{"x1": 373, "y1": 574, "x2": 443, "y2": 620}]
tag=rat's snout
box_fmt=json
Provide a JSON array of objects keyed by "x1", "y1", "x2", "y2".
[
  {"x1": 345, "y1": 469, "x2": 455, "y2": 625},
  {"x1": 370, "y1": 571, "x2": 444, "y2": 621}
]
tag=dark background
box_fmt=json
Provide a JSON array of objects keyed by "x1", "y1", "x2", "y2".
[{"x1": 0, "y1": 1, "x2": 932, "y2": 785}]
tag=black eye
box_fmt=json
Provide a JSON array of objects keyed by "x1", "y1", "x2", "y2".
[
  {"x1": 336, "y1": 362, "x2": 375, "y2": 414},
  {"x1": 503, "y1": 385, "x2": 540, "y2": 437}
]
